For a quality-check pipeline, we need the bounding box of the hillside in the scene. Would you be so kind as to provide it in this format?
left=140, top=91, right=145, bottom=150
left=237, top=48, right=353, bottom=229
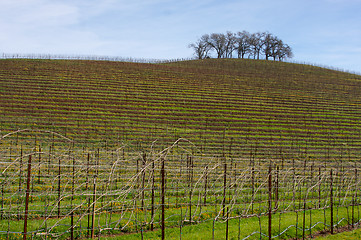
left=1, top=58, right=361, bottom=159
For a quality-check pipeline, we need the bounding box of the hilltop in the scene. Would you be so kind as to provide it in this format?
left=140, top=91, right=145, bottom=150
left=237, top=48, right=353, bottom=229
left=1, top=58, right=361, bottom=158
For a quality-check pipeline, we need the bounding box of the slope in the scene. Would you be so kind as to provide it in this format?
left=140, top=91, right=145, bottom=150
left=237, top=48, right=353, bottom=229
left=1, top=58, right=361, bottom=159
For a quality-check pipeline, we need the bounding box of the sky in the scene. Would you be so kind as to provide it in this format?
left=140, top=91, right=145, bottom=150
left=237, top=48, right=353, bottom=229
left=0, top=0, right=360, bottom=73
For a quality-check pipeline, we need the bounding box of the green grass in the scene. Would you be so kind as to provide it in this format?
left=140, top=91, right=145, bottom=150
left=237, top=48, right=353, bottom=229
left=95, top=207, right=357, bottom=240
left=315, top=228, right=361, bottom=239
left=1, top=58, right=361, bottom=239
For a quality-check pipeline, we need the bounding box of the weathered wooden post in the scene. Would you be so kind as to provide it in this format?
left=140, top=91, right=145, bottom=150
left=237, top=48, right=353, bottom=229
left=330, top=169, right=334, bottom=235
left=23, top=155, right=32, bottom=240
left=268, top=165, right=272, bottom=240
left=161, top=157, right=165, bottom=240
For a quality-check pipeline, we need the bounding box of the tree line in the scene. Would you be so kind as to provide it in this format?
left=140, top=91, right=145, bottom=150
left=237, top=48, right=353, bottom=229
left=189, top=31, right=293, bottom=61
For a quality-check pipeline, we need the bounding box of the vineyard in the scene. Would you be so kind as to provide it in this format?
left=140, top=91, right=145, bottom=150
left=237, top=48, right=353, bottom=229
left=1, top=58, right=361, bottom=239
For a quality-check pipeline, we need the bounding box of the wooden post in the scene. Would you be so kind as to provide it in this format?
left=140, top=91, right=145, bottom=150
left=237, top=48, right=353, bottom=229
left=275, top=166, right=279, bottom=210
left=330, top=169, right=334, bottom=235
left=212, top=219, right=215, bottom=240
left=251, top=166, right=255, bottom=213
left=309, top=163, right=314, bottom=238
left=223, top=163, right=227, bottom=217
left=141, top=153, right=146, bottom=212
left=226, top=207, right=229, bottom=240
left=161, top=157, right=165, bottom=240
left=23, top=155, right=32, bottom=240
left=1, top=184, right=3, bottom=220
left=268, top=165, right=272, bottom=240
left=151, top=160, right=155, bottom=231
left=47, top=145, right=51, bottom=175
left=38, top=146, right=41, bottom=184
left=86, top=153, right=91, bottom=238
left=19, top=147, right=23, bottom=192
left=292, top=159, right=298, bottom=238
left=204, top=166, right=208, bottom=205
left=238, top=214, right=241, bottom=240
left=302, top=201, right=306, bottom=240
left=188, top=155, right=193, bottom=222
left=71, top=151, right=75, bottom=240
left=352, top=168, right=357, bottom=228
left=352, top=167, right=357, bottom=227
left=180, top=204, right=183, bottom=240
left=57, top=154, right=61, bottom=218
left=91, top=177, right=96, bottom=239
left=318, top=167, right=321, bottom=208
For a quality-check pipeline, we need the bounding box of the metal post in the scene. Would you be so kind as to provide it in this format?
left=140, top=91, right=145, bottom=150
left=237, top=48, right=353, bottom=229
left=161, top=157, right=165, bottom=240
left=23, top=155, right=32, bottom=240
left=330, top=169, right=334, bottom=235
left=268, top=165, right=272, bottom=240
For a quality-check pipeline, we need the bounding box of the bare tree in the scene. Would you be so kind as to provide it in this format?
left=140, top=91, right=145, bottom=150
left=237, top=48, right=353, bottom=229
left=224, top=31, right=236, bottom=58
left=235, top=31, right=251, bottom=59
left=189, top=30, right=293, bottom=61
left=188, top=34, right=212, bottom=59
left=248, top=32, right=265, bottom=59
left=206, top=33, right=227, bottom=58
left=264, top=35, right=293, bottom=61
left=262, top=32, right=282, bottom=61
left=277, top=43, right=293, bottom=61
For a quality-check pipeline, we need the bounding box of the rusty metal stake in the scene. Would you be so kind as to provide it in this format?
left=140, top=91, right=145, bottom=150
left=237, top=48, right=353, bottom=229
left=161, top=157, right=165, bottom=240
left=268, top=165, right=272, bottom=240
left=23, top=155, right=32, bottom=240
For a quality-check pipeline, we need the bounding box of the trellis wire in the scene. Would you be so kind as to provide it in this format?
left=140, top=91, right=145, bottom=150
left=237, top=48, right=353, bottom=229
left=0, top=130, right=361, bottom=239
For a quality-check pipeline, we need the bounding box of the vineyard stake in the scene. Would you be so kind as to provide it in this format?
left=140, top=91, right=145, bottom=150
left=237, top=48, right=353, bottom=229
left=1, top=184, right=3, bottom=220
left=302, top=201, right=306, bottom=240
left=337, top=169, right=341, bottom=230
left=238, top=214, right=241, bottom=240
left=353, top=168, right=358, bottom=228
left=330, top=169, right=334, bottom=235
left=19, top=146, right=23, bottom=193
left=188, top=155, right=193, bottom=222
left=161, top=157, right=165, bottom=240
left=204, top=165, right=208, bottom=206
left=223, top=162, right=227, bottom=217
left=268, top=165, right=272, bottom=240
left=309, top=163, right=313, bottom=238
left=57, top=152, right=61, bottom=218
left=251, top=165, right=255, bottom=213
left=180, top=203, right=183, bottom=240
left=71, top=149, right=75, bottom=240
left=225, top=207, right=229, bottom=240
left=141, top=153, right=146, bottom=212
left=212, top=219, right=215, bottom=240
left=292, top=159, right=298, bottom=238
left=318, top=167, right=321, bottom=208
left=38, top=145, right=41, bottom=184
left=151, top=159, right=155, bottom=231
left=275, top=166, right=279, bottom=210
left=356, top=168, right=359, bottom=225
left=259, top=213, right=262, bottom=240
left=23, top=155, right=32, bottom=240
left=86, top=153, right=91, bottom=238
left=47, top=145, right=51, bottom=175
left=91, top=177, right=97, bottom=239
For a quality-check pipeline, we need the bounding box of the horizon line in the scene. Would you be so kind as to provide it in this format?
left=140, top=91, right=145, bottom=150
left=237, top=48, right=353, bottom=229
left=1, top=52, right=360, bottom=76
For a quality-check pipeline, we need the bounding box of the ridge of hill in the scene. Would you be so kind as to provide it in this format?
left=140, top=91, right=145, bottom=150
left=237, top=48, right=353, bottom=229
left=1, top=58, right=361, bottom=158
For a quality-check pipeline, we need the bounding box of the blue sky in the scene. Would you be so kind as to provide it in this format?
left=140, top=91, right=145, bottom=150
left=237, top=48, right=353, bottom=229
left=0, top=0, right=360, bottom=73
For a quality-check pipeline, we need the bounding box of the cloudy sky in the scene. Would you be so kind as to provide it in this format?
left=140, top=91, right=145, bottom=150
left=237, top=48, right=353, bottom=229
left=0, top=0, right=360, bottom=73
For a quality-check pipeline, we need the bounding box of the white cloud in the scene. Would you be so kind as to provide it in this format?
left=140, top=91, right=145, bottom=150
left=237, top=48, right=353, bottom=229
left=0, top=0, right=79, bottom=26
